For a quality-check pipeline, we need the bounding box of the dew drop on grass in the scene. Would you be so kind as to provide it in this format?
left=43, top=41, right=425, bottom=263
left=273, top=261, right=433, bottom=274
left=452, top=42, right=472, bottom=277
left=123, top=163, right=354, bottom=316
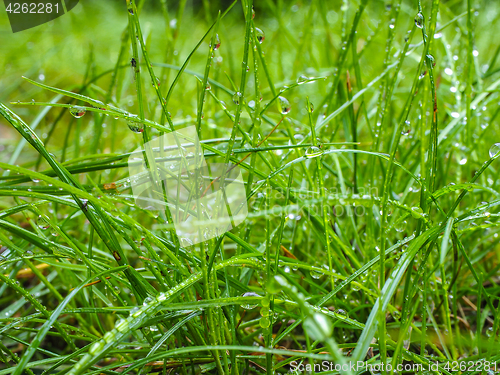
left=89, top=340, right=104, bottom=355
left=308, top=102, right=314, bottom=113
left=212, top=34, right=221, bottom=51
left=255, top=28, right=265, bottom=44
left=241, top=292, right=259, bottom=309
left=410, top=181, right=422, bottom=193
left=259, top=316, right=270, bottom=328
left=426, top=54, right=435, bottom=67
left=489, top=143, right=500, bottom=158
left=103, top=331, right=116, bottom=343
left=37, top=215, right=50, bottom=230
left=297, top=75, right=309, bottom=84
left=486, top=327, right=494, bottom=337
left=232, top=92, right=242, bottom=105
left=278, top=96, right=291, bottom=114
left=311, top=269, right=322, bottom=279
left=252, top=7, right=255, bottom=19
left=127, top=118, right=144, bottom=133
left=414, top=12, right=424, bottom=28
left=70, top=106, right=86, bottom=118
left=401, top=120, right=411, bottom=135
left=129, top=306, right=140, bottom=316
left=305, top=146, right=323, bottom=158
left=394, top=220, right=406, bottom=232
left=143, top=296, right=154, bottom=306
left=334, top=308, right=349, bottom=320
left=261, top=295, right=270, bottom=308
left=410, top=206, right=424, bottom=218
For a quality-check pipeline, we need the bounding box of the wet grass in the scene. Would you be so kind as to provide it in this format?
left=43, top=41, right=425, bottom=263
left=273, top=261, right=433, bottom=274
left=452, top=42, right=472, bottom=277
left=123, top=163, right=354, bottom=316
left=1, top=0, right=500, bottom=374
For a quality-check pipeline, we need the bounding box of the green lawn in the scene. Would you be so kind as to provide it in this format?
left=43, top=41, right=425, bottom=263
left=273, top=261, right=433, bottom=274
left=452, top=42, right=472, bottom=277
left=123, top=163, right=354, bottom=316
left=1, top=0, right=500, bottom=374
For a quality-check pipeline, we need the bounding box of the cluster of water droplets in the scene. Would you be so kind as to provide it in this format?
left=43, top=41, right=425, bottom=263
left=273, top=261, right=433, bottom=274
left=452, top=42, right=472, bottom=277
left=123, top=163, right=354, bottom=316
left=259, top=295, right=272, bottom=329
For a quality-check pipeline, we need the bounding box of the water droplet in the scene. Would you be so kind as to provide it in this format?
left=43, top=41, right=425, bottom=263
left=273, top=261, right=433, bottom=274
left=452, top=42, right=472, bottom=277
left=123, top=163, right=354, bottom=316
left=252, top=7, right=255, bottom=19
left=305, top=146, right=323, bottom=158
left=127, top=117, right=144, bottom=133
left=255, top=28, right=265, bottom=44
left=297, top=75, right=309, bottom=84
left=334, top=308, right=349, bottom=320
left=37, top=215, right=50, bottom=230
left=486, top=327, right=494, bottom=337
left=426, top=54, right=435, bottom=67
left=212, top=34, right=221, bottom=50
left=278, top=96, right=291, bottom=114
left=70, top=106, right=86, bottom=119
left=259, top=295, right=270, bottom=308
left=394, top=220, right=406, bottom=232
left=89, top=340, right=104, bottom=355
left=143, top=296, right=154, bottom=306
left=259, top=316, right=270, bottom=328
left=414, top=12, right=424, bottom=28
left=489, top=143, right=500, bottom=158
left=241, top=292, right=259, bottom=309
left=129, top=306, right=140, bottom=316
left=308, top=102, right=314, bottom=112
left=459, top=158, right=467, bottom=165
left=311, top=269, right=322, bottom=279
left=232, top=92, right=242, bottom=105
left=410, top=184, right=421, bottom=193
left=103, top=331, right=116, bottom=343
left=115, top=319, right=128, bottom=332
left=410, top=206, right=423, bottom=219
